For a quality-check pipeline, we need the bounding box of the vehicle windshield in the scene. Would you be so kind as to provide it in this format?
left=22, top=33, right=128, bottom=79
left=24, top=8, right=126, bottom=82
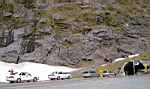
left=10, top=72, right=17, bottom=75
left=90, top=71, right=96, bottom=73
left=83, top=71, right=88, bottom=74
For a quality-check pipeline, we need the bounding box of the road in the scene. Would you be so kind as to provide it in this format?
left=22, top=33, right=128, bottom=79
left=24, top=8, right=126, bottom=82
left=0, top=75, right=150, bottom=89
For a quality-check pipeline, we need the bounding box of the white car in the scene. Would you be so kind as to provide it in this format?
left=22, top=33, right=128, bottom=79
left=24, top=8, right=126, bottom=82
left=48, top=72, right=72, bottom=80
left=6, top=72, right=39, bottom=83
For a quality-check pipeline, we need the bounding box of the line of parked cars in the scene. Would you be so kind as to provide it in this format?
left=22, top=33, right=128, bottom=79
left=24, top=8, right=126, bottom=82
left=6, top=69, right=116, bottom=83
left=6, top=71, right=72, bottom=83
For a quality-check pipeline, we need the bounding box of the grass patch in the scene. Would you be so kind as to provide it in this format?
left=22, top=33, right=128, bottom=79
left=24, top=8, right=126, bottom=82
left=78, top=59, right=95, bottom=68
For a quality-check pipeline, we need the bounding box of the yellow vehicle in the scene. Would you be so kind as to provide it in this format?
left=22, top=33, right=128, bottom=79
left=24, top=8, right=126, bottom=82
left=96, top=66, right=115, bottom=78
left=142, top=64, right=149, bottom=73
left=97, top=66, right=106, bottom=74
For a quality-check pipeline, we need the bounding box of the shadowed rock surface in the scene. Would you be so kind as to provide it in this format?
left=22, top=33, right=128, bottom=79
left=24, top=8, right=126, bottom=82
left=0, top=0, right=150, bottom=67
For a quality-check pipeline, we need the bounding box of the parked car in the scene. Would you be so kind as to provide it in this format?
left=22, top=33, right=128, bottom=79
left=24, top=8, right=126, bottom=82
left=102, top=71, right=115, bottom=77
left=6, top=72, right=39, bottom=83
left=48, top=72, right=72, bottom=80
left=82, top=70, right=99, bottom=78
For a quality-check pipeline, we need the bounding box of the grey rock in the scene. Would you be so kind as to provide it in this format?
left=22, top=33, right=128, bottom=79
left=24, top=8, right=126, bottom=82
left=0, top=0, right=150, bottom=67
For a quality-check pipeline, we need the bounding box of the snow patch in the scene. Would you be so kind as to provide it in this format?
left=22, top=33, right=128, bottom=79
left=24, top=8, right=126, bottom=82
left=113, top=58, right=126, bottom=63
left=128, top=54, right=140, bottom=58
left=100, top=54, right=141, bottom=66
left=113, top=54, right=140, bottom=63
left=100, top=64, right=108, bottom=67
left=0, top=61, right=78, bottom=83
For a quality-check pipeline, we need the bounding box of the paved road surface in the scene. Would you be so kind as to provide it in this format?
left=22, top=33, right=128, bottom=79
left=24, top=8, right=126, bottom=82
left=0, top=75, right=150, bottom=89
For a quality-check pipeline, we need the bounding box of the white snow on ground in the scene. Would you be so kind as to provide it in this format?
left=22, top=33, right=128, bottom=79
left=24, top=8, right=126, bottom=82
left=100, top=54, right=141, bottom=66
left=113, top=58, right=126, bottom=63
left=128, top=54, right=140, bottom=58
left=113, top=54, right=140, bottom=63
left=0, top=61, right=78, bottom=83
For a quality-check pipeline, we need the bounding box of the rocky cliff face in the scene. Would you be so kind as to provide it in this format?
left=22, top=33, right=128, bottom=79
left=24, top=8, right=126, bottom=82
left=0, top=0, right=150, bottom=67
